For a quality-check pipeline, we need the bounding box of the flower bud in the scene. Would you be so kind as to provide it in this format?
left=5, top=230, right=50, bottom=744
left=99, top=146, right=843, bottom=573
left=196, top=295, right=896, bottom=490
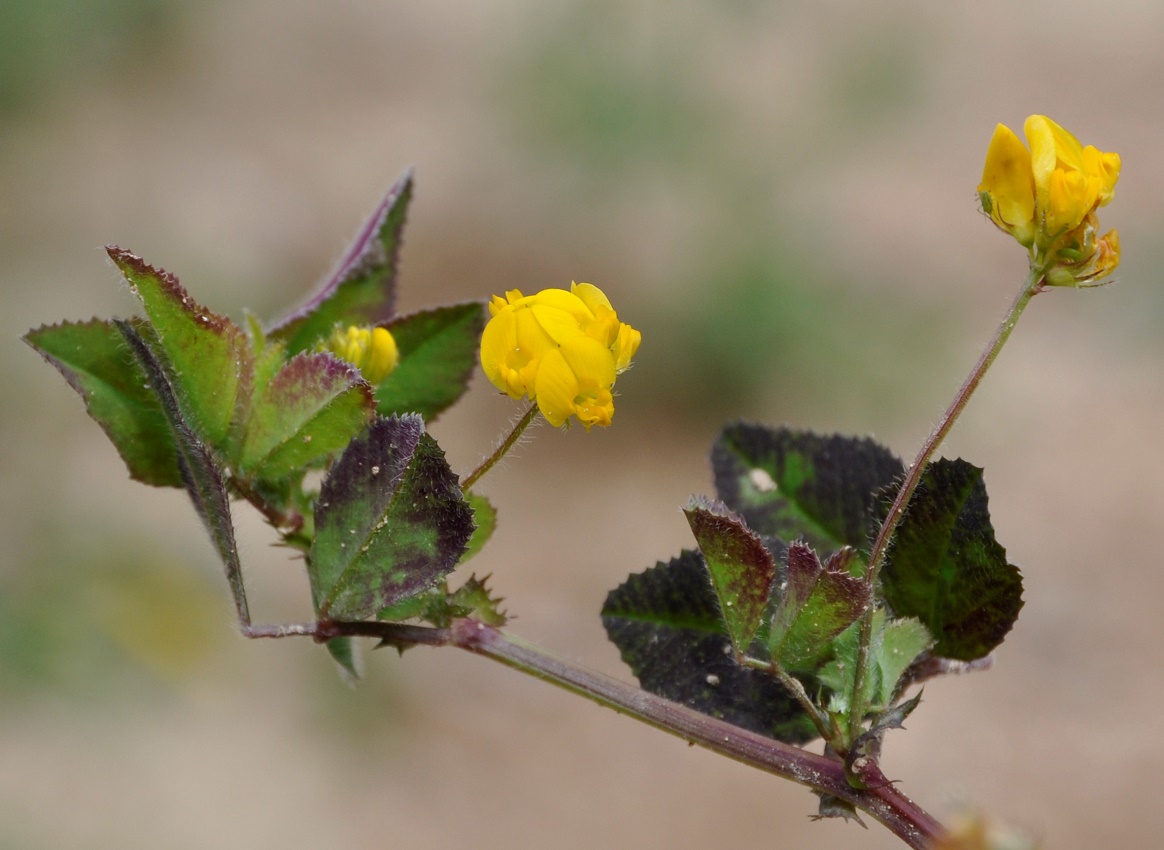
left=325, top=325, right=399, bottom=384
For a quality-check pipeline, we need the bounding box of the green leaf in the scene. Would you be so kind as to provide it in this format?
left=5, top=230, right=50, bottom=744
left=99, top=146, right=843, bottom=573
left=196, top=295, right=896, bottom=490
left=24, top=318, right=182, bottom=487
left=108, top=246, right=250, bottom=451
left=769, top=543, right=871, bottom=672
left=310, top=415, right=474, bottom=621
left=269, top=171, right=413, bottom=354
left=375, top=303, right=487, bottom=421
left=712, top=424, right=903, bottom=555
left=602, top=551, right=818, bottom=744
left=682, top=497, right=774, bottom=655
left=818, top=610, right=930, bottom=715
left=325, top=636, right=360, bottom=682
left=238, top=352, right=374, bottom=480
left=116, top=321, right=249, bottom=626
left=459, top=493, right=497, bottom=565
left=881, top=459, right=1023, bottom=660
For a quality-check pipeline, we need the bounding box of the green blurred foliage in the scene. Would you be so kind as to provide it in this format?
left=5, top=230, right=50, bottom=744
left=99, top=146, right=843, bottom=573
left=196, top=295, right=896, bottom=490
left=0, top=0, right=186, bottom=117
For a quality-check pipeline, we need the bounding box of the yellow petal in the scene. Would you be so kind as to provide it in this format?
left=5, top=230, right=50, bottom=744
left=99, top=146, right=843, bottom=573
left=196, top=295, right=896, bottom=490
left=532, top=348, right=577, bottom=427
left=571, top=281, right=613, bottom=314
left=612, top=323, right=642, bottom=373
left=978, top=123, right=1036, bottom=245
left=558, top=334, right=616, bottom=389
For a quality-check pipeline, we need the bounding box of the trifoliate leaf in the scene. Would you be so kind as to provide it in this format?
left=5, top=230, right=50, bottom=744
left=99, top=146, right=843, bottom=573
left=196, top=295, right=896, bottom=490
left=376, top=303, right=487, bottom=421
left=109, top=247, right=250, bottom=451
left=682, top=497, right=774, bottom=655
left=880, top=459, right=1023, bottom=660
left=310, top=415, right=474, bottom=621
left=712, top=424, right=903, bottom=557
left=769, top=543, right=871, bottom=672
left=116, top=321, right=249, bottom=625
left=24, top=318, right=182, bottom=487
left=237, top=352, right=374, bottom=480
left=602, top=550, right=817, bottom=744
left=269, top=171, right=412, bottom=354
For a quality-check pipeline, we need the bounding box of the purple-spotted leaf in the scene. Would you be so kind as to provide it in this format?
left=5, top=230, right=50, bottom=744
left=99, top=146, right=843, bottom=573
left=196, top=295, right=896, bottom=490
left=713, top=424, right=903, bottom=557
left=24, top=318, right=182, bottom=487
left=376, top=303, right=487, bottom=421
left=769, top=543, right=871, bottom=672
left=683, top=497, right=774, bottom=655
left=238, top=352, right=374, bottom=480
left=310, top=415, right=474, bottom=621
left=269, top=171, right=413, bottom=354
left=881, top=459, right=1023, bottom=660
left=116, top=321, right=249, bottom=626
left=602, top=550, right=817, bottom=744
left=108, top=247, right=250, bottom=451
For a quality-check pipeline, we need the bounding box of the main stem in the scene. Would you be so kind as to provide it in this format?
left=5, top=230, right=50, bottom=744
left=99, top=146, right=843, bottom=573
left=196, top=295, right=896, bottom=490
left=267, top=618, right=943, bottom=848
left=846, top=264, right=1046, bottom=739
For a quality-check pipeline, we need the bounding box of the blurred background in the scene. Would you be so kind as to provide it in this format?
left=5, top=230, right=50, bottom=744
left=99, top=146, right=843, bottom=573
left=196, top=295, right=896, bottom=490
left=4, top=1, right=1163, bottom=847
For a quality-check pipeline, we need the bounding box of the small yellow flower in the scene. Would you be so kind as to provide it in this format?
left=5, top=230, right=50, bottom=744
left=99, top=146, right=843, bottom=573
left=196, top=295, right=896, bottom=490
left=979, top=115, right=1121, bottom=285
left=480, top=282, right=641, bottom=429
left=325, top=325, right=399, bottom=384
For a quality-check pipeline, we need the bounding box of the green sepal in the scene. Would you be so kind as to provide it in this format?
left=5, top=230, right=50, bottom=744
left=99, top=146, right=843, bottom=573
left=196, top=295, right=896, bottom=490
left=880, top=459, right=1023, bottom=660
left=682, top=497, right=774, bottom=655
left=268, top=171, right=412, bottom=354
left=237, top=352, right=374, bottom=480
left=769, top=543, right=871, bottom=672
left=375, top=302, right=487, bottom=421
left=602, top=550, right=818, bottom=744
left=24, top=318, right=182, bottom=487
left=712, top=423, right=903, bottom=557
left=309, top=415, right=474, bottom=621
left=115, top=321, right=249, bottom=626
left=108, top=246, right=251, bottom=452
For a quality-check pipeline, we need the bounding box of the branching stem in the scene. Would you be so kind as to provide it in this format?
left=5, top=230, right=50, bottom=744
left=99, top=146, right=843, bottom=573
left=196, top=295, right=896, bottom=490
left=846, top=264, right=1047, bottom=741
left=245, top=617, right=944, bottom=848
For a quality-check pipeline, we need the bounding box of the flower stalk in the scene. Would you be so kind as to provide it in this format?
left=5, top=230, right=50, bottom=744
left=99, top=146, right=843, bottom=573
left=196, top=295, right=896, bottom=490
left=846, top=262, right=1047, bottom=742
left=461, top=402, right=540, bottom=491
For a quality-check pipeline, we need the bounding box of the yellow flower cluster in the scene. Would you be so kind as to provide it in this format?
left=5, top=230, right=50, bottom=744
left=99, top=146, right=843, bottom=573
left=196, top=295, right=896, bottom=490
left=480, top=282, right=641, bottom=429
left=979, top=114, right=1120, bottom=285
left=326, top=325, right=399, bottom=385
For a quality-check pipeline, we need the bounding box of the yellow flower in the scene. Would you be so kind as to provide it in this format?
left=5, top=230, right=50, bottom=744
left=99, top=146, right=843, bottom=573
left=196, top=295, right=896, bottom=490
left=979, top=115, right=1121, bottom=284
left=325, top=325, right=399, bottom=384
left=480, top=282, right=641, bottom=429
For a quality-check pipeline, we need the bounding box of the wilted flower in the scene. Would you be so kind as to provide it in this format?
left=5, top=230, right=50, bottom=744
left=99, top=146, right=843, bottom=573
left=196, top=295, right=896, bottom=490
left=979, top=115, right=1121, bottom=285
left=480, top=282, right=641, bottom=429
left=325, top=325, right=399, bottom=384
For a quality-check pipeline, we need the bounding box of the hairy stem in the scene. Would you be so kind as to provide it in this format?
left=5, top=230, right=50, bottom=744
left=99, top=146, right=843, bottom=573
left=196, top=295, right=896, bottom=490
left=847, top=264, right=1046, bottom=740
left=246, top=618, right=943, bottom=847
left=461, top=403, right=539, bottom=491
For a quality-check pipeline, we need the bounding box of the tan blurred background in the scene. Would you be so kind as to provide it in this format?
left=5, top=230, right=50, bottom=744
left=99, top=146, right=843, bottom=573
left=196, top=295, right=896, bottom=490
left=4, top=1, right=1163, bottom=848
